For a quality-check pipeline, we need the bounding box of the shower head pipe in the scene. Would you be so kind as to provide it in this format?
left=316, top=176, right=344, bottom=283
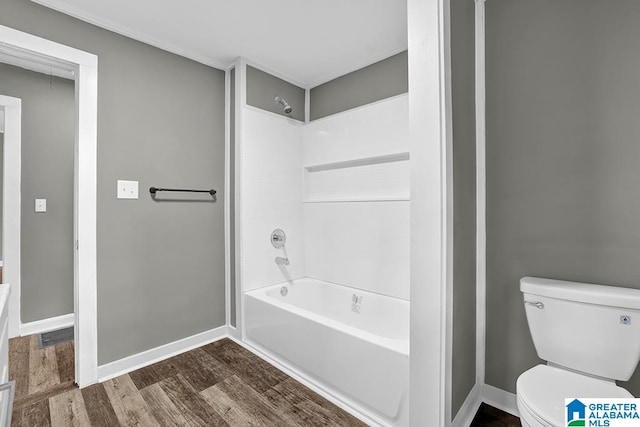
left=274, top=96, right=293, bottom=114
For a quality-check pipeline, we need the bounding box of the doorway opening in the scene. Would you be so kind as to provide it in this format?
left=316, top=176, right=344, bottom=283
left=0, top=25, right=98, bottom=388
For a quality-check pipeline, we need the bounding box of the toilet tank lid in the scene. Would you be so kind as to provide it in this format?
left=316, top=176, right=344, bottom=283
left=520, top=277, right=640, bottom=310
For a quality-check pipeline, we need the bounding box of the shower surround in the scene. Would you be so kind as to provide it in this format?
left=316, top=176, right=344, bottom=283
left=237, top=70, right=409, bottom=425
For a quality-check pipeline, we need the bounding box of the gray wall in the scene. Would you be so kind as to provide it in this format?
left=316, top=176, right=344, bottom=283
left=0, top=0, right=226, bottom=364
left=246, top=66, right=305, bottom=122
left=310, top=51, right=408, bottom=121
left=450, top=0, right=477, bottom=417
left=0, top=64, right=75, bottom=322
left=486, top=0, right=640, bottom=395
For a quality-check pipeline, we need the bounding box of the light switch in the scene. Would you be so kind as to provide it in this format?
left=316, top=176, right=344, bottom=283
left=35, top=199, right=46, bottom=213
left=117, top=180, right=139, bottom=199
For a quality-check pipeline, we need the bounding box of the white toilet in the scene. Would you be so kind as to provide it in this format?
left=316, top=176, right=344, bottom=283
left=517, top=277, right=640, bottom=427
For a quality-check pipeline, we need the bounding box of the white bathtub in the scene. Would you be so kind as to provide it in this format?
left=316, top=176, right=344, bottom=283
left=245, top=278, right=409, bottom=426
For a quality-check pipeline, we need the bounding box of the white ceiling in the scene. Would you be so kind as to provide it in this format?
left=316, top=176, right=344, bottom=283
left=32, top=0, right=407, bottom=87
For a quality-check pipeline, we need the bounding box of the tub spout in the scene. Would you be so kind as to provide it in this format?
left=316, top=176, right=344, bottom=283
left=275, top=256, right=290, bottom=266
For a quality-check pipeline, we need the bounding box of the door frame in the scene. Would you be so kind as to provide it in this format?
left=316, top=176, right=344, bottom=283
left=0, top=95, right=21, bottom=340
left=0, top=24, right=98, bottom=388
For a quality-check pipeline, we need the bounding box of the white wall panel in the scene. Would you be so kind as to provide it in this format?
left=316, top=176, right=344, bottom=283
left=304, top=201, right=409, bottom=300
left=303, top=94, right=409, bottom=167
left=302, top=95, right=410, bottom=300
left=242, top=108, right=306, bottom=290
left=242, top=95, right=409, bottom=300
left=305, top=160, right=409, bottom=202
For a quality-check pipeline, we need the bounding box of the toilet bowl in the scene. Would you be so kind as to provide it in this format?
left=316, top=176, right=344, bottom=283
left=516, top=364, right=633, bottom=427
left=517, top=277, right=640, bottom=427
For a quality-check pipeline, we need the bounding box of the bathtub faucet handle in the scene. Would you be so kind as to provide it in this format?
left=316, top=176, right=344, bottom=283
left=271, top=229, right=286, bottom=249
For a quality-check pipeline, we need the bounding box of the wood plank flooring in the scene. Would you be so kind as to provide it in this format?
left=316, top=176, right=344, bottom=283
left=470, top=403, right=522, bottom=427
left=9, top=336, right=367, bottom=426
left=9, top=334, right=77, bottom=415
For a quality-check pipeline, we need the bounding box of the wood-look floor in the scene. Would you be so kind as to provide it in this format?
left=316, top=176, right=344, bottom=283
left=470, top=403, right=522, bottom=427
left=9, top=336, right=367, bottom=426
left=9, top=334, right=77, bottom=415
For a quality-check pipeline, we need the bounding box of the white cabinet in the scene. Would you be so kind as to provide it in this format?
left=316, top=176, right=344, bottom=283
left=0, top=285, right=13, bottom=426
left=0, top=285, right=9, bottom=382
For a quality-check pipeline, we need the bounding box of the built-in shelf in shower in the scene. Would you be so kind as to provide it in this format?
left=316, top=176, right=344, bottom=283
left=304, top=151, right=410, bottom=173
left=304, top=196, right=410, bottom=203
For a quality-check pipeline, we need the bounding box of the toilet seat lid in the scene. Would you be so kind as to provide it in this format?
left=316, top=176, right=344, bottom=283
left=517, top=364, right=633, bottom=426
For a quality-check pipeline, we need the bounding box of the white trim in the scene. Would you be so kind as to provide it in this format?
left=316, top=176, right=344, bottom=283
left=307, top=45, right=408, bottom=89
left=20, top=313, right=74, bottom=336
left=0, top=52, right=74, bottom=79
left=30, top=0, right=227, bottom=70
left=481, top=384, right=520, bottom=418
left=0, top=95, right=21, bottom=339
left=0, top=26, right=95, bottom=68
left=97, top=326, right=229, bottom=382
left=443, top=0, right=454, bottom=422
left=75, top=56, right=99, bottom=389
left=304, top=87, right=310, bottom=124
left=451, top=383, right=482, bottom=427
left=227, top=63, right=241, bottom=339
left=303, top=197, right=410, bottom=204
left=475, top=0, right=487, bottom=388
left=238, top=337, right=388, bottom=427
left=227, top=325, right=240, bottom=340
left=224, top=68, right=231, bottom=328
left=0, top=24, right=99, bottom=388
left=408, top=0, right=451, bottom=424
left=235, top=57, right=246, bottom=340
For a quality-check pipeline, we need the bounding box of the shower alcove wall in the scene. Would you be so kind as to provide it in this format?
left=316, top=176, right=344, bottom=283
left=229, top=56, right=410, bottom=426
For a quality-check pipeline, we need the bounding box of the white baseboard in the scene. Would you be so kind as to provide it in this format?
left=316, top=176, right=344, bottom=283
left=97, top=325, right=228, bottom=382
left=20, top=313, right=74, bottom=336
left=481, top=383, right=520, bottom=418
left=451, top=382, right=482, bottom=427
left=227, top=324, right=241, bottom=340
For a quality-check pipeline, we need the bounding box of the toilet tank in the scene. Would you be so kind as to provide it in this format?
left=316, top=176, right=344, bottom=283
left=521, top=277, right=640, bottom=381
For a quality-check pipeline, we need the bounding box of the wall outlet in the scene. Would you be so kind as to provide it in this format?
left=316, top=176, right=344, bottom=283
left=35, top=199, right=46, bottom=213
left=117, top=180, right=139, bottom=199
